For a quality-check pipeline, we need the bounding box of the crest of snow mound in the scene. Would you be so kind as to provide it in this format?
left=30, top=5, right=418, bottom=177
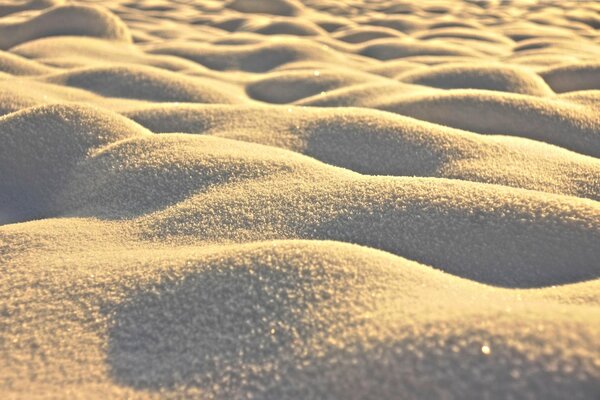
left=364, top=90, right=600, bottom=158
left=0, top=104, right=149, bottom=224
left=0, top=4, right=132, bottom=50
left=46, top=65, right=243, bottom=103
left=540, top=62, right=600, bottom=93
left=0, top=50, right=57, bottom=75
left=396, top=63, right=554, bottom=96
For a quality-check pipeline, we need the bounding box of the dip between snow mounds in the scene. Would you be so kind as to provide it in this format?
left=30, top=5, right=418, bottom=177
left=227, top=0, right=303, bottom=17
left=332, top=26, right=405, bottom=44
left=245, top=69, right=385, bottom=103
left=240, top=17, right=327, bottom=37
